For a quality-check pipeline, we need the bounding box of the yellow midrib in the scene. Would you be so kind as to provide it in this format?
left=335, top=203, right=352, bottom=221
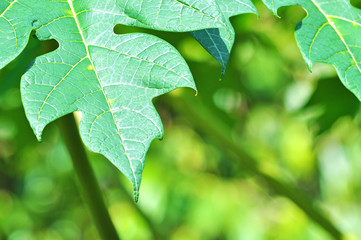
left=66, top=0, right=138, bottom=188
left=0, top=0, right=17, bottom=18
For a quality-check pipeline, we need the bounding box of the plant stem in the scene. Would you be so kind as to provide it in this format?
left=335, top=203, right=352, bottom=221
left=59, top=113, right=120, bottom=240
left=168, top=94, right=343, bottom=240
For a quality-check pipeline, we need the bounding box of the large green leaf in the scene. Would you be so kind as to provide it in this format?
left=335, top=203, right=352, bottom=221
left=262, top=0, right=361, bottom=100
left=0, top=0, right=256, bottom=200
left=0, top=0, right=260, bottom=200
left=0, top=0, right=249, bottom=200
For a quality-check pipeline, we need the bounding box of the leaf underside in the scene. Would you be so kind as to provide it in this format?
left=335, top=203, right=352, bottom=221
left=263, top=0, right=361, bottom=101
left=0, top=0, right=256, bottom=200
left=191, top=0, right=257, bottom=76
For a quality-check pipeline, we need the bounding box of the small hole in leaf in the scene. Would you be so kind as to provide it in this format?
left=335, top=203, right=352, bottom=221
left=113, top=24, right=146, bottom=34
left=113, top=24, right=189, bottom=48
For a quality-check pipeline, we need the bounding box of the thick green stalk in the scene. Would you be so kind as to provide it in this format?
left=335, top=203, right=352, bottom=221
left=59, top=113, right=120, bottom=240
left=168, top=95, right=343, bottom=240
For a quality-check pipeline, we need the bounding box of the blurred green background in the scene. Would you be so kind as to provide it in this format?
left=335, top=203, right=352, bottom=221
left=1, top=1, right=361, bottom=239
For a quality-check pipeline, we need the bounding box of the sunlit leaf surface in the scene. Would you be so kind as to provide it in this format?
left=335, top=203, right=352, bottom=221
left=263, top=0, right=361, bottom=100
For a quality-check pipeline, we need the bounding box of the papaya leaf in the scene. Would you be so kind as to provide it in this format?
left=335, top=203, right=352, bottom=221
left=0, top=0, right=257, bottom=201
left=115, top=0, right=258, bottom=76
left=262, top=0, right=361, bottom=100
left=0, top=0, right=249, bottom=201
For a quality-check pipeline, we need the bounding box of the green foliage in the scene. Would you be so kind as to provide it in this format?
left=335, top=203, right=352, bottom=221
left=263, top=0, right=361, bottom=100
left=0, top=0, right=258, bottom=198
left=2, top=1, right=361, bottom=239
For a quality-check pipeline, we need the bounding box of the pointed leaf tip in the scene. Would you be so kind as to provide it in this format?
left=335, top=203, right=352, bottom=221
left=133, top=188, right=139, bottom=203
